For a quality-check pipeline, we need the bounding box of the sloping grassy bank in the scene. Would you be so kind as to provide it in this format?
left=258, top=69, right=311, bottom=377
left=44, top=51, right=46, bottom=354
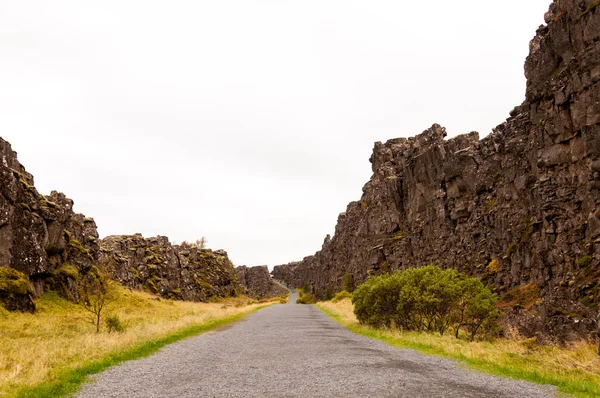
left=318, top=299, right=600, bottom=398
left=0, top=287, right=276, bottom=397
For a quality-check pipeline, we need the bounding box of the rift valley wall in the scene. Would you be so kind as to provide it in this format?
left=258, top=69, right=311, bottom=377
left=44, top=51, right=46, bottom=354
left=273, top=0, right=600, bottom=340
left=100, top=236, right=287, bottom=302
left=236, top=265, right=287, bottom=299
left=0, top=138, right=282, bottom=307
left=0, top=138, right=100, bottom=310
left=100, top=235, right=241, bottom=301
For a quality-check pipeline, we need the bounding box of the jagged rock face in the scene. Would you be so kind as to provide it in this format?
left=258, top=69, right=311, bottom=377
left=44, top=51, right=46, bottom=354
left=0, top=138, right=242, bottom=307
left=0, top=138, right=99, bottom=307
left=100, top=235, right=241, bottom=301
left=273, top=0, right=600, bottom=342
left=235, top=265, right=287, bottom=299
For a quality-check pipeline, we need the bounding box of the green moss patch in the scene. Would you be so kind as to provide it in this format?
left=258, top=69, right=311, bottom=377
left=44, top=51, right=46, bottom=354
left=576, top=255, right=593, bottom=268
left=0, top=266, right=36, bottom=312
left=54, top=262, right=79, bottom=280
left=144, top=275, right=162, bottom=293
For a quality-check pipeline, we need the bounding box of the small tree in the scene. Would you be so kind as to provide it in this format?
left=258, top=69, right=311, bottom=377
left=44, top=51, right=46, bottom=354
left=195, top=236, right=208, bottom=249
left=75, top=263, right=115, bottom=333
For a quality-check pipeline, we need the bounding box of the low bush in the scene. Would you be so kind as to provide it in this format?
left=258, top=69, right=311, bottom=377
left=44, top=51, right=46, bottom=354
left=257, top=294, right=289, bottom=304
left=352, top=265, right=500, bottom=340
left=296, top=284, right=317, bottom=304
left=331, top=290, right=352, bottom=303
left=106, top=315, right=126, bottom=333
left=318, top=299, right=600, bottom=398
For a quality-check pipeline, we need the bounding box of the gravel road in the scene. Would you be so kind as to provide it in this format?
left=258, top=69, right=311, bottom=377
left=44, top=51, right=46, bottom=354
left=76, top=293, right=556, bottom=397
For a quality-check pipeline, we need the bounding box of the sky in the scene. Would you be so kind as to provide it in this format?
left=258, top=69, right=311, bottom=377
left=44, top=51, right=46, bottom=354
left=0, top=0, right=551, bottom=269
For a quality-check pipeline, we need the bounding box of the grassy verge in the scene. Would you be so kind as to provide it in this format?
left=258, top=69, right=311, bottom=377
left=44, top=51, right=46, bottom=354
left=0, top=287, right=274, bottom=397
left=318, top=299, right=600, bottom=398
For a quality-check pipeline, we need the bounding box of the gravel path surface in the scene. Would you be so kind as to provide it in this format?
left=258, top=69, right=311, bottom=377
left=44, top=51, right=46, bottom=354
left=76, top=293, right=556, bottom=397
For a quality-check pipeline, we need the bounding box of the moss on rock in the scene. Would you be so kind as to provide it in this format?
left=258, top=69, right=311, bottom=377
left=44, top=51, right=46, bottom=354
left=145, top=275, right=162, bottom=293
left=0, top=266, right=36, bottom=312
left=54, top=262, right=79, bottom=279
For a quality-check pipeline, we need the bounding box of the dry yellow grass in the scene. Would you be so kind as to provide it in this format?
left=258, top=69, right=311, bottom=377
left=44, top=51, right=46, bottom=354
left=0, top=286, right=270, bottom=397
left=318, top=299, right=600, bottom=398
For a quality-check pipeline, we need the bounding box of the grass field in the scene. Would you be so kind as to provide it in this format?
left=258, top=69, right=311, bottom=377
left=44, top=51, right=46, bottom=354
left=0, top=286, right=279, bottom=397
left=318, top=298, right=600, bottom=398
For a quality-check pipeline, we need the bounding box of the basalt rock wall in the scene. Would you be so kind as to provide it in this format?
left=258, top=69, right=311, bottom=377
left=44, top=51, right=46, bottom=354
left=0, top=138, right=99, bottom=310
left=273, top=0, right=600, bottom=341
left=100, top=235, right=241, bottom=301
left=235, top=265, right=287, bottom=299
left=0, top=137, right=242, bottom=309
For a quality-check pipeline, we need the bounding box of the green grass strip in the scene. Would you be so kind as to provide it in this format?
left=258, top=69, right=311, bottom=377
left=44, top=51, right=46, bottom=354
left=16, top=306, right=267, bottom=398
left=317, top=304, right=600, bottom=398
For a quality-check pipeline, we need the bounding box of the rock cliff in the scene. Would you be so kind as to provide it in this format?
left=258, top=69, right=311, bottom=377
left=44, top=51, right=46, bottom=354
left=0, top=138, right=243, bottom=309
left=273, top=0, right=600, bottom=341
left=235, top=265, right=287, bottom=299
left=0, top=138, right=99, bottom=310
left=100, top=235, right=241, bottom=301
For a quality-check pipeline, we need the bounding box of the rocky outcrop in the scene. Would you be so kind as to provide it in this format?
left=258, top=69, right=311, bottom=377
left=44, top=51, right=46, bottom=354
left=0, top=266, right=36, bottom=312
left=0, top=137, right=243, bottom=309
left=0, top=138, right=99, bottom=309
left=274, top=0, right=600, bottom=342
left=235, top=265, right=287, bottom=299
left=100, top=235, right=241, bottom=301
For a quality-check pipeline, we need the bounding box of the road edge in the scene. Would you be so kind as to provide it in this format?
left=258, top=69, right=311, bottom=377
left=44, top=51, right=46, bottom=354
left=315, top=303, right=577, bottom=398
left=15, top=305, right=271, bottom=398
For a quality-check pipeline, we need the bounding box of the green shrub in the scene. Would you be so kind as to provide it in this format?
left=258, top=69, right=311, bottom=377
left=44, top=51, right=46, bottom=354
left=106, top=315, right=125, bottom=333
left=296, top=284, right=317, bottom=304
left=331, top=290, right=352, bottom=303
left=324, top=288, right=334, bottom=301
left=576, top=255, right=593, bottom=268
left=343, top=273, right=355, bottom=293
left=352, top=265, right=500, bottom=340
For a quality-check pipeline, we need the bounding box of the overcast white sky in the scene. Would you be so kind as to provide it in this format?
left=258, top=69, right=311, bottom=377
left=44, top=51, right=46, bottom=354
left=1, top=1, right=550, bottom=268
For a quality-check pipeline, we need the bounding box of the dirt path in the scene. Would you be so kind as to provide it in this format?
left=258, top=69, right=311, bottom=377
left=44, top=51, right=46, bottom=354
left=76, top=299, right=555, bottom=397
